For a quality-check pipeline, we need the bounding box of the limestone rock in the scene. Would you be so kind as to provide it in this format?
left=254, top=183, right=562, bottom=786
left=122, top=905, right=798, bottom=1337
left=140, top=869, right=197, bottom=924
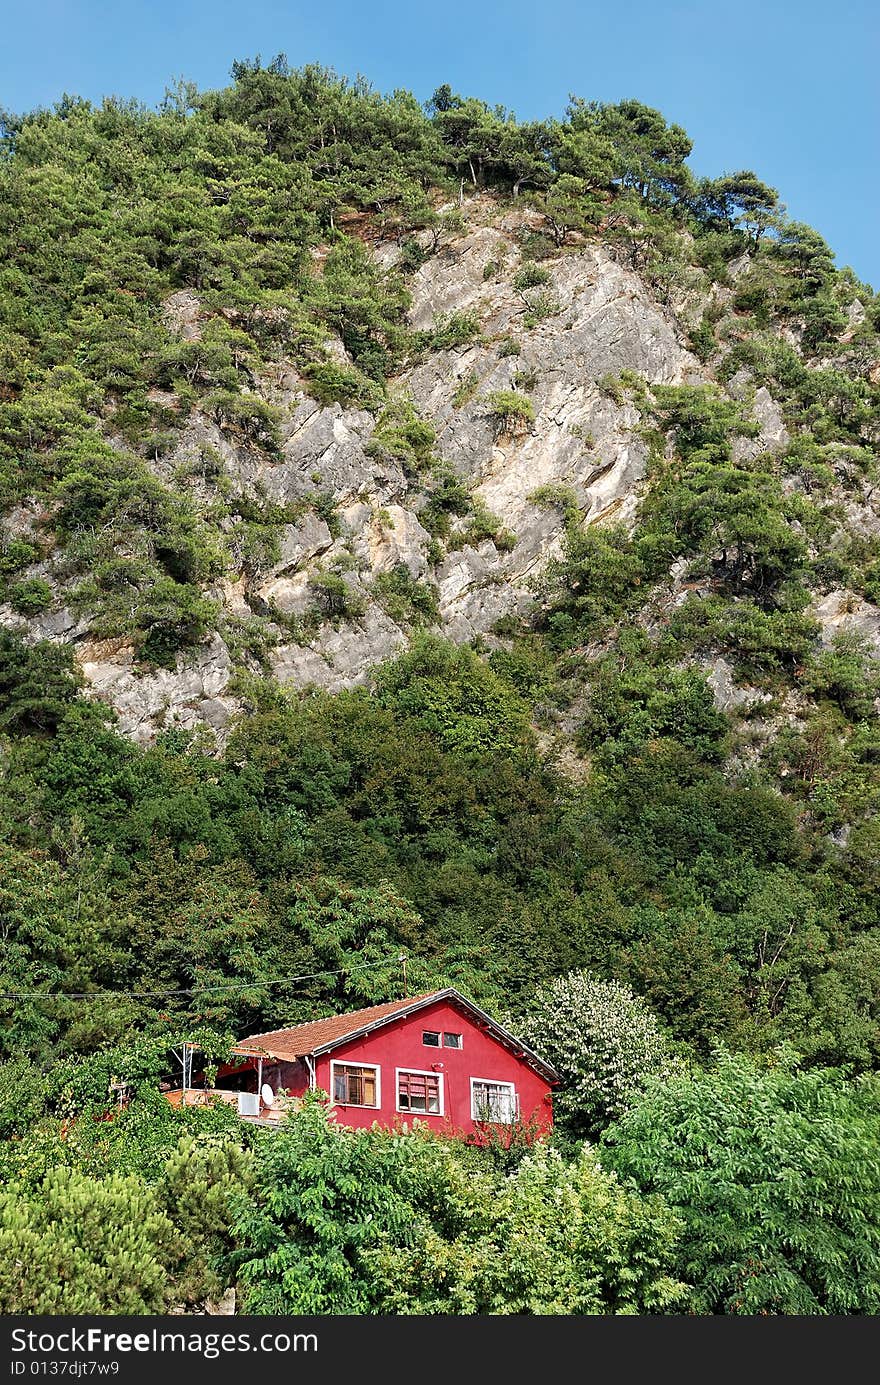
left=215, top=577, right=252, bottom=619
left=733, top=385, right=789, bottom=462
left=256, top=571, right=313, bottom=617
left=1, top=504, right=44, bottom=538
left=845, top=299, right=866, bottom=330
left=0, top=605, right=27, bottom=636
left=270, top=606, right=406, bottom=692
left=10, top=206, right=788, bottom=743
left=161, top=290, right=203, bottom=341
left=273, top=515, right=334, bottom=574
left=406, top=226, right=515, bottom=331
left=262, top=401, right=399, bottom=507
left=437, top=542, right=531, bottom=642
left=837, top=489, right=880, bottom=540
left=24, top=605, right=91, bottom=643
left=165, top=413, right=249, bottom=490
left=814, top=590, right=880, bottom=657
left=76, top=634, right=238, bottom=745
left=350, top=505, right=431, bottom=578
left=703, top=657, right=772, bottom=713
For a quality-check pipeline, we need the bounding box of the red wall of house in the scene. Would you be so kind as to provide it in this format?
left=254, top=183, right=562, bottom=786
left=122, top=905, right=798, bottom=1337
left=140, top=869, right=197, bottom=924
left=309, top=998, right=553, bottom=1137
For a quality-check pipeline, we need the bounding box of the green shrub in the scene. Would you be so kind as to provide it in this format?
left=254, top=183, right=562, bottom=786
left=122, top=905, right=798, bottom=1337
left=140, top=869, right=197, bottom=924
left=688, top=316, right=717, bottom=361
left=366, top=398, right=436, bottom=474
left=418, top=463, right=473, bottom=539
left=451, top=370, right=479, bottom=408
left=513, top=367, right=538, bottom=391
left=0, top=1169, right=178, bottom=1314
left=372, top=564, right=440, bottom=628
left=202, top=390, right=282, bottom=451
left=429, top=311, right=481, bottom=351
left=398, top=237, right=428, bottom=273
left=456, top=500, right=517, bottom=553
left=302, top=362, right=383, bottom=411
left=603, top=1054, right=880, bottom=1315
left=0, top=538, right=40, bottom=576
left=581, top=652, right=728, bottom=764
left=485, top=390, right=535, bottom=437
left=537, top=522, right=650, bottom=646
left=8, top=577, right=52, bottom=616
left=598, top=372, right=626, bottom=404
left=800, top=632, right=880, bottom=720
left=529, top=483, right=581, bottom=529
left=522, top=291, right=560, bottom=326
left=374, top=634, right=532, bottom=757
left=497, top=336, right=521, bottom=357
left=669, top=595, right=818, bottom=680
left=513, top=263, right=551, bottom=291
left=308, top=569, right=367, bottom=621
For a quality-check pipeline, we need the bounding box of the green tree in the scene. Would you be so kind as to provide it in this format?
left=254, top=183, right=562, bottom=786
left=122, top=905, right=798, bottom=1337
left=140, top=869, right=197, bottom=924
left=0, top=1168, right=177, bottom=1314
left=158, top=1135, right=252, bottom=1308
left=232, top=1098, right=687, bottom=1315
left=230, top=1097, right=427, bottom=1313
left=541, top=174, right=601, bottom=247
left=0, top=632, right=83, bottom=734
left=369, top=1142, right=687, bottom=1314
left=374, top=635, right=532, bottom=756
left=580, top=648, right=728, bottom=765
left=588, top=98, right=694, bottom=206
left=697, top=170, right=779, bottom=243
left=603, top=1052, right=880, bottom=1314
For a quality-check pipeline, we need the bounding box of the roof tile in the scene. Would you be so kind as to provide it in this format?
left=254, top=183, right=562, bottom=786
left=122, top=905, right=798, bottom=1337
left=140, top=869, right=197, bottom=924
left=233, top=993, right=438, bottom=1062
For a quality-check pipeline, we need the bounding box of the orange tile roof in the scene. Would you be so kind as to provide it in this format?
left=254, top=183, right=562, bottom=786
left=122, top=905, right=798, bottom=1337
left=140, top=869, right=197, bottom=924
left=233, top=993, right=440, bottom=1062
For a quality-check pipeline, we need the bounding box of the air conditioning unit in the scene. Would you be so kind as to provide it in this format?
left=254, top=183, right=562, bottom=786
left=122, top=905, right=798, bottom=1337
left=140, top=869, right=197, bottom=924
left=238, top=1092, right=260, bottom=1117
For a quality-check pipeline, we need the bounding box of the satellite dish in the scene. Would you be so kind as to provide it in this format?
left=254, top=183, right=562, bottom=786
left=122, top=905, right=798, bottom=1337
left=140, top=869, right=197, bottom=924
left=260, top=1083, right=275, bottom=1107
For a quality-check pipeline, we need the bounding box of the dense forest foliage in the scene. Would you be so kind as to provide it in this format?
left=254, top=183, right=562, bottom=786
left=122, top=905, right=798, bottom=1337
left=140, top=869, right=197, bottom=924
left=1, top=58, right=879, bottom=1314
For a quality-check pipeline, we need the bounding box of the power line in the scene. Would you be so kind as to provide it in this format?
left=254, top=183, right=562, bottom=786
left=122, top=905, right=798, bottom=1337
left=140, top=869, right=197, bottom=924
left=0, top=955, right=404, bottom=1003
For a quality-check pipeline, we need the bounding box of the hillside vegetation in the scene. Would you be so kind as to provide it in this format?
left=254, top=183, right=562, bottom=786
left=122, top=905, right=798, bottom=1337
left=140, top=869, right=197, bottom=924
left=1, top=59, right=879, bottom=1315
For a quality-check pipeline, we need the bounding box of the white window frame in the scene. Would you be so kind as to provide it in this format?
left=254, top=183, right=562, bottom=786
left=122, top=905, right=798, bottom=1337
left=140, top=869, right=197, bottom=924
left=443, top=1031, right=463, bottom=1049
left=470, top=1077, right=518, bottom=1124
left=395, top=1066, right=445, bottom=1118
left=330, top=1059, right=381, bottom=1109
left=421, top=1030, right=441, bottom=1047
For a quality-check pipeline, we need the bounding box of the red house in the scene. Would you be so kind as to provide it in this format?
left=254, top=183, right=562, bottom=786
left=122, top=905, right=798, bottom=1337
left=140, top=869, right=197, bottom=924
left=212, top=989, right=557, bottom=1137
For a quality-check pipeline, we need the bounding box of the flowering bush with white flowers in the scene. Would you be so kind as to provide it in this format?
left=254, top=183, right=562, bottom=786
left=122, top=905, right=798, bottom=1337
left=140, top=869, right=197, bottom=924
left=521, top=971, right=674, bottom=1138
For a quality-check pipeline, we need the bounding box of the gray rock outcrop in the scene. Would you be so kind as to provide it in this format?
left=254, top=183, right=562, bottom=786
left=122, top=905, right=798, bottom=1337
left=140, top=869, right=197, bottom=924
left=814, top=590, right=880, bottom=657
left=76, top=634, right=238, bottom=745
left=4, top=205, right=799, bottom=738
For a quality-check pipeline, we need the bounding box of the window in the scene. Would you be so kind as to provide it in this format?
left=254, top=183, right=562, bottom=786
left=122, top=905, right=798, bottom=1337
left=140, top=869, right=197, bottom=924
left=331, top=1062, right=379, bottom=1108
left=443, top=1032, right=462, bottom=1049
left=422, top=1030, right=440, bottom=1047
left=397, top=1069, right=443, bottom=1115
left=471, top=1079, right=518, bottom=1123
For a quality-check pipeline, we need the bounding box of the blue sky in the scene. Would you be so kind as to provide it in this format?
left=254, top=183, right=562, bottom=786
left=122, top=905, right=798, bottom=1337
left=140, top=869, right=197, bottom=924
left=2, top=0, right=877, bottom=288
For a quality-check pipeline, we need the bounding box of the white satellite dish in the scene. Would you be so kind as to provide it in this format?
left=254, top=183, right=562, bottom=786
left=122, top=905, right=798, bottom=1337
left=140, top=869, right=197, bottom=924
left=260, top=1083, right=275, bottom=1107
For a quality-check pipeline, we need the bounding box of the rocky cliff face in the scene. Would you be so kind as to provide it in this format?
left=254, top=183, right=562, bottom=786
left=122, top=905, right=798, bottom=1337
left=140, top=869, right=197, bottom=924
left=3, top=199, right=875, bottom=743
